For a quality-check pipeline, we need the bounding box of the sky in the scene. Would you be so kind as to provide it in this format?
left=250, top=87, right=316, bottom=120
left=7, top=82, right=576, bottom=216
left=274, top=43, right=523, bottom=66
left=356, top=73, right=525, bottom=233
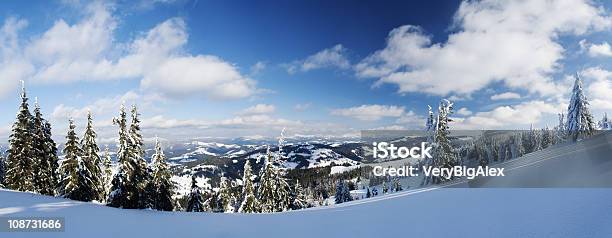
left=0, top=0, right=611, bottom=143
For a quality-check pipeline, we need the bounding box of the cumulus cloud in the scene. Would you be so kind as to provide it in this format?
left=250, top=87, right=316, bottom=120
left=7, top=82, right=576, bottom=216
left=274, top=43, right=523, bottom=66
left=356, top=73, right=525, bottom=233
left=356, top=0, right=611, bottom=97
left=490, top=92, right=522, bottom=100
left=580, top=67, right=612, bottom=110
left=580, top=40, right=612, bottom=57
left=331, top=104, right=406, bottom=121
left=286, top=44, right=350, bottom=74
left=0, top=2, right=258, bottom=100
left=456, top=107, right=473, bottom=116
left=238, top=104, right=276, bottom=115
left=142, top=115, right=208, bottom=129
left=455, top=100, right=563, bottom=129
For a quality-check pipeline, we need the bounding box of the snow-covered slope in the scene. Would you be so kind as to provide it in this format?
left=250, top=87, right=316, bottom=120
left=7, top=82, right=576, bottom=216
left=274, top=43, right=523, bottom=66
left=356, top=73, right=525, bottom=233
left=1, top=188, right=611, bottom=238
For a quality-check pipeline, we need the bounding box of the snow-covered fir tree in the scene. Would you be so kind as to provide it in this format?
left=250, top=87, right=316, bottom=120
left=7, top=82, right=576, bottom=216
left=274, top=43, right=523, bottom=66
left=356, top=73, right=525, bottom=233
left=58, top=119, right=96, bottom=201
left=150, top=138, right=174, bottom=211
left=334, top=180, right=352, bottom=204
left=81, top=111, right=104, bottom=201
left=128, top=105, right=150, bottom=209
left=108, top=104, right=140, bottom=208
left=218, top=177, right=234, bottom=213
left=291, top=180, right=308, bottom=210
left=382, top=179, right=388, bottom=194
left=430, top=99, right=458, bottom=184
left=566, top=73, right=596, bottom=141
left=238, top=160, right=259, bottom=213
left=425, top=105, right=436, bottom=143
left=31, top=98, right=59, bottom=196
left=186, top=176, right=204, bottom=212
left=5, top=82, right=35, bottom=192
left=258, top=147, right=277, bottom=212
left=101, top=146, right=113, bottom=201
left=0, top=155, right=5, bottom=187
left=598, top=113, right=610, bottom=130
left=393, top=178, right=402, bottom=192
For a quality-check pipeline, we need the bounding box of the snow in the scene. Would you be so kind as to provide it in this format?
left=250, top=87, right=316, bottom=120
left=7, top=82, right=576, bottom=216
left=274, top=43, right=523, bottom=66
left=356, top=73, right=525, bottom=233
left=1, top=132, right=612, bottom=237
left=1, top=188, right=611, bottom=238
left=330, top=165, right=361, bottom=175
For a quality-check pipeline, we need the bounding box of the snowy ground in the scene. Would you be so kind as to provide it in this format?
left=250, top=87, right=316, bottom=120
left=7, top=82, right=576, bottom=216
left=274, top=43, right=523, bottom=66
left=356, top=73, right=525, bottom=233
left=1, top=132, right=611, bottom=238
left=1, top=188, right=612, bottom=238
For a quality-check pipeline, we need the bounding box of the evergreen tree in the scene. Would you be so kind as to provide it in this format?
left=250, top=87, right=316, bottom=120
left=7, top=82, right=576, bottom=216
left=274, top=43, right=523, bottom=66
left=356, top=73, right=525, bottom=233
left=81, top=111, right=104, bottom=201
left=5, top=82, right=35, bottom=192
left=58, top=119, right=96, bottom=201
left=108, top=104, right=139, bottom=208
left=334, top=180, right=352, bottom=204
left=431, top=99, right=458, bottom=183
left=366, top=187, right=371, bottom=198
left=566, top=73, right=596, bottom=141
left=101, top=146, right=112, bottom=201
left=291, top=179, right=308, bottom=210
left=150, top=138, right=174, bottom=211
left=393, top=178, right=403, bottom=192
left=31, top=99, right=59, bottom=196
left=238, top=160, right=259, bottom=213
left=425, top=105, right=436, bottom=143
left=186, top=176, right=204, bottom=212
left=218, top=177, right=234, bottom=213
left=382, top=179, right=388, bottom=194
left=0, top=155, right=5, bottom=187
left=274, top=170, right=292, bottom=212
left=258, top=147, right=277, bottom=213
left=598, top=113, right=610, bottom=130
left=128, top=105, right=150, bottom=208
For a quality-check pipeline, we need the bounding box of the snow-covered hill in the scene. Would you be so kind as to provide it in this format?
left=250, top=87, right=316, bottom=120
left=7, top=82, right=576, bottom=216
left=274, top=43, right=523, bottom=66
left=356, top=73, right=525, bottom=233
left=1, top=188, right=611, bottom=238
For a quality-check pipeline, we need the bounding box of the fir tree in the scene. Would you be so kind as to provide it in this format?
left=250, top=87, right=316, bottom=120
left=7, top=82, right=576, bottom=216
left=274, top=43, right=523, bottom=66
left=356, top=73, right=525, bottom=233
left=598, top=113, right=610, bottom=130
left=382, top=179, right=388, bottom=194
left=150, top=138, right=174, bottom=211
left=431, top=99, right=458, bottom=183
left=81, top=111, right=104, bottom=201
left=425, top=105, right=436, bottom=143
left=128, top=105, right=150, bottom=209
left=218, top=177, right=234, bottom=213
left=566, top=73, right=596, bottom=141
left=291, top=179, right=308, bottom=210
left=31, top=99, right=59, bottom=196
left=108, top=104, right=139, bottom=208
left=101, top=146, right=113, bottom=201
left=238, top=160, right=259, bottom=213
left=335, top=180, right=352, bottom=204
left=366, top=187, right=371, bottom=198
left=186, top=176, right=204, bottom=212
left=5, top=82, right=35, bottom=192
left=0, top=155, right=5, bottom=187
left=393, top=178, right=403, bottom=192
left=58, top=119, right=96, bottom=201
left=258, top=147, right=277, bottom=213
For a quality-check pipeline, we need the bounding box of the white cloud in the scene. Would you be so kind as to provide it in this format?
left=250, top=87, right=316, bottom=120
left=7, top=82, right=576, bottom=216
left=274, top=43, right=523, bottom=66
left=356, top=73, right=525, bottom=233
left=51, top=91, right=142, bottom=121
left=356, top=0, right=610, bottom=97
left=238, top=104, right=276, bottom=115
left=0, top=3, right=258, bottom=100
left=395, top=110, right=424, bottom=126
left=455, top=100, right=563, bottom=129
left=142, top=115, right=208, bottom=129
left=286, top=44, right=350, bottom=74
left=580, top=67, right=612, bottom=110
left=456, top=107, right=472, bottom=116
left=217, top=114, right=302, bottom=128
left=580, top=40, right=612, bottom=57
left=294, top=103, right=311, bottom=111
left=331, top=104, right=406, bottom=121
left=250, top=61, right=266, bottom=75
left=0, top=18, right=33, bottom=98
left=490, top=92, right=522, bottom=100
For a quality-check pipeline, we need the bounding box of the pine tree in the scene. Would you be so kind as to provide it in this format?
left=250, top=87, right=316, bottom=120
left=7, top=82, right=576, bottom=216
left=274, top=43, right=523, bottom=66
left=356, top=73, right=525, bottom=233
left=238, top=160, right=259, bottom=213
left=186, top=176, right=204, bottom=212
left=218, top=177, right=234, bottom=213
left=128, top=105, right=150, bottom=208
left=291, top=180, right=308, bottom=210
left=101, top=146, right=113, bottom=201
left=58, top=119, right=96, bottom=201
left=0, top=155, right=6, bottom=187
left=366, top=187, right=371, bottom=198
left=257, top=147, right=277, bottom=213
left=393, top=178, right=403, bottom=192
left=425, top=105, right=436, bottom=143
left=81, top=111, right=104, bottom=201
left=335, top=180, right=352, bottom=204
left=382, top=179, right=388, bottom=194
left=31, top=99, right=59, bottom=196
left=108, top=104, right=139, bottom=208
left=566, top=73, right=596, bottom=141
left=598, top=113, right=610, bottom=130
left=150, top=138, right=174, bottom=211
left=274, top=171, right=292, bottom=212
left=430, top=99, right=458, bottom=184
left=5, top=82, right=35, bottom=192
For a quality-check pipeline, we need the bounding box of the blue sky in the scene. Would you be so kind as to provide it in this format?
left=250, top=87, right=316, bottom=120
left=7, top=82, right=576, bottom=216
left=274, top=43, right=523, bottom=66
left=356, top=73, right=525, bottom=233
left=0, top=0, right=611, bottom=142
